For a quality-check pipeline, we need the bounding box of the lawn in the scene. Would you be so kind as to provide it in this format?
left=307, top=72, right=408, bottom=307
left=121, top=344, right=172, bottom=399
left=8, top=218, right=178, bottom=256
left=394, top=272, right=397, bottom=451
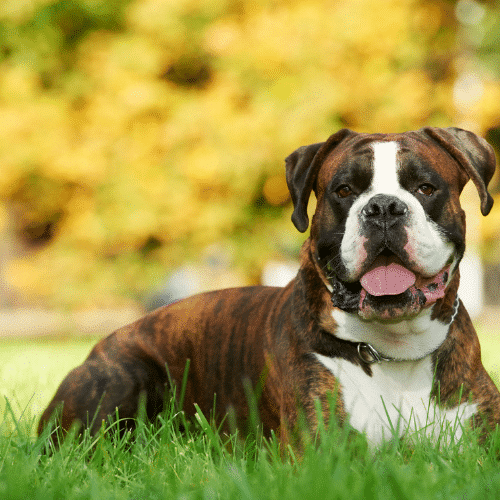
left=1, top=326, right=500, bottom=499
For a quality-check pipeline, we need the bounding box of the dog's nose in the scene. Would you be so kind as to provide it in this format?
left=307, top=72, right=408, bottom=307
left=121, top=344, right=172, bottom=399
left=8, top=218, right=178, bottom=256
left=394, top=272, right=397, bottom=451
left=361, top=194, right=408, bottom=228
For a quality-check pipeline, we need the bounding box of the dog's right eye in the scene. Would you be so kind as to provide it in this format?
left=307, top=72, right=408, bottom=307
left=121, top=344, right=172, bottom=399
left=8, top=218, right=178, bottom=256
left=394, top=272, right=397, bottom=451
left=336, top=185, right=353, bottom=198
left=417, top=183, right=435, bottom=196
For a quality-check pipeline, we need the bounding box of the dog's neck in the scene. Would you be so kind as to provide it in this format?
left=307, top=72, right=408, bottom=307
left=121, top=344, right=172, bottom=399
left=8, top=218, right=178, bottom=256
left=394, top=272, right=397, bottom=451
left=297, top=238, right=458, bottom=363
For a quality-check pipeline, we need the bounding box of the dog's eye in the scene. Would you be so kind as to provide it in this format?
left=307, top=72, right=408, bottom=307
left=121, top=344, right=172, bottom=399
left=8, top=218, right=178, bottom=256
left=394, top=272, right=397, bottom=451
left=336, top=185, right=353, bottom=198
left=417, top=184, right=435, bottom=196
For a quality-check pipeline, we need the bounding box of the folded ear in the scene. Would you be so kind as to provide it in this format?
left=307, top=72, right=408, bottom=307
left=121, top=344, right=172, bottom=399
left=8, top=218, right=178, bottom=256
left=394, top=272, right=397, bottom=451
left=285, top=129, right=356, bottom=232
left=421, top=127, right=496, bottom=216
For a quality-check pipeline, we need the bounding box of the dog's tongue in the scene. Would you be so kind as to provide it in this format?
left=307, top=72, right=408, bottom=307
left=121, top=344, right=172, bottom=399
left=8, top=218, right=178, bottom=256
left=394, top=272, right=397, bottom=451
left=360, top=255, right=416, bottom=296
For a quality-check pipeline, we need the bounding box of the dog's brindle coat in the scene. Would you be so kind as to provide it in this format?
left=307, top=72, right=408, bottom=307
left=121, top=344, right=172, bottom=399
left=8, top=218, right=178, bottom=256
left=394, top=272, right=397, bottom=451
left=39, top=127, right=500, bottom=446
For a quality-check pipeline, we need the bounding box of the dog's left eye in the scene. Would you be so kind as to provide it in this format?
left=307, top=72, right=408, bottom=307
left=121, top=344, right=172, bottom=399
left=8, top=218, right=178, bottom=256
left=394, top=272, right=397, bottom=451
left=336, top=185, right=353, bottom=198
left=417, top=184, right=435, bottom=196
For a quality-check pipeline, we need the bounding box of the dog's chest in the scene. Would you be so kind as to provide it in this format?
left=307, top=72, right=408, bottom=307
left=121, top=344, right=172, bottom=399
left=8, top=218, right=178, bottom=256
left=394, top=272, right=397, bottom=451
left=314, top=353, right=477, bottom=446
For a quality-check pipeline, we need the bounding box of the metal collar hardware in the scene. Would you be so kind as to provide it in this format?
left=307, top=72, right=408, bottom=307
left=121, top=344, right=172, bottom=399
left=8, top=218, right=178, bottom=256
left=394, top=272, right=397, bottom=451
left=448, top=296, right=460, bottom=325
left=357, top=342, right=394, bottom=364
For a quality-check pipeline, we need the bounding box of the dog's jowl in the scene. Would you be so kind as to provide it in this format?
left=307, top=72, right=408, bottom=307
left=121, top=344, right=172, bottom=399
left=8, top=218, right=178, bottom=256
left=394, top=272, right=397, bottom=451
left=39, top=127, right=500, bottom=447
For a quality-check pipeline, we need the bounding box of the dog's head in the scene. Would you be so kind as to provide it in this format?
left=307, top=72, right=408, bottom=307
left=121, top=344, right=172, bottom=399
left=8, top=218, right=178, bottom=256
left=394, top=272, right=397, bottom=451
left=286, top=127, right=496, bottom=321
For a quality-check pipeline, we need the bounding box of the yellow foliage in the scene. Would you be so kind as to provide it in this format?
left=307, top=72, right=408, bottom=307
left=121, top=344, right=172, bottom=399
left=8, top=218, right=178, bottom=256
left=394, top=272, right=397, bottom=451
left=4, top=258, right=52, bottom=299
left=0, top=203, right=8, bottom=234
left=0, top=0, right=51, bottom=23
left=0, top=66, right=41, bottom=101
left=263, top=175, right=290, bottom=206
left=64, top=194, right=106, bottom=247
left=0, top=0, right=499, bottom=307
left=471, top=81, right=500, bottom=134
left=411, top=2, right=442, bottom=36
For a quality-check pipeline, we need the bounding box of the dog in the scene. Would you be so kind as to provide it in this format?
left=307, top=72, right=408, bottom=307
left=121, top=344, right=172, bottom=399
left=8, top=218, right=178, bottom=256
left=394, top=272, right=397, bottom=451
left=39, top=127, right=500, bottom=447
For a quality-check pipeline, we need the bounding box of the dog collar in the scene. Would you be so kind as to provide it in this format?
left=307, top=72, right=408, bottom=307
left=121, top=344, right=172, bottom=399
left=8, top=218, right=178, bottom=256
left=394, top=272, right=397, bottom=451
left=355, top=296, right=460, bottom=364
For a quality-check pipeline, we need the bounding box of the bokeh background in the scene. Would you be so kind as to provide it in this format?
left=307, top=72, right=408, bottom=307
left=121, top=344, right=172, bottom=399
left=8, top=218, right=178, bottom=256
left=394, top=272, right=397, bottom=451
left=3, top=0, right=500, bottom=431
left=0, top=0, right=500, bottom=321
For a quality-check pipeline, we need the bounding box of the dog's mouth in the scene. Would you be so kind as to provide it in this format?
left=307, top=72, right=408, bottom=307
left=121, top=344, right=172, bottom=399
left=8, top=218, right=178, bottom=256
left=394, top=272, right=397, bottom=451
left=329, top=249, right=451, bottom=321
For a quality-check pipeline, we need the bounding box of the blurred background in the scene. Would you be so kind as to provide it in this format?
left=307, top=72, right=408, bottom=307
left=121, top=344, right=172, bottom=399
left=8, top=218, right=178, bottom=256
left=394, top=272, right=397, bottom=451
left=0, top=0, right=500, bottom=334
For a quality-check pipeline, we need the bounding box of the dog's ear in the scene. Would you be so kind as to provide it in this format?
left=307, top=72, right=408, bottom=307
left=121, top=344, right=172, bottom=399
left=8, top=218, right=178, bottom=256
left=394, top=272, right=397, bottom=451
left=285, top=129, right=356, bottom=232
left=421, top=127, right=496, bottom=216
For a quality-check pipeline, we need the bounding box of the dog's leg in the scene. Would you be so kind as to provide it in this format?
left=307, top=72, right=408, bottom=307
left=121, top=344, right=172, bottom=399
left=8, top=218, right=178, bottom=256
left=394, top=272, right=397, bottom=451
left=37, top=332, right=168, bottom=440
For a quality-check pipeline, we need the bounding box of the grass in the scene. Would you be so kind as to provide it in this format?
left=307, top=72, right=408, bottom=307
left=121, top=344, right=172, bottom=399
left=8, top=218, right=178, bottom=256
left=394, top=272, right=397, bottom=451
left=2, top=329, right=500, bottom=499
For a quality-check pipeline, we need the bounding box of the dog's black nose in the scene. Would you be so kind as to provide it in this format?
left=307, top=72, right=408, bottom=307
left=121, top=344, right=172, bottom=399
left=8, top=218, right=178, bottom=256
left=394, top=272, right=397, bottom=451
left=362, top=194, right=408, bottom=228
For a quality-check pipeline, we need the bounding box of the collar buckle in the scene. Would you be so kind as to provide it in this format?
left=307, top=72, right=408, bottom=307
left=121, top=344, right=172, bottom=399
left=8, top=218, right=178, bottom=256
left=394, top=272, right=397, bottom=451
left=357, top=342, right=394, bottom=364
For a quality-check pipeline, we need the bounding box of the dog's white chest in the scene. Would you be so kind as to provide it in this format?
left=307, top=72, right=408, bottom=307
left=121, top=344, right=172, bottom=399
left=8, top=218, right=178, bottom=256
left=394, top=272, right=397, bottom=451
left=314, top=354, right=477, bottom=447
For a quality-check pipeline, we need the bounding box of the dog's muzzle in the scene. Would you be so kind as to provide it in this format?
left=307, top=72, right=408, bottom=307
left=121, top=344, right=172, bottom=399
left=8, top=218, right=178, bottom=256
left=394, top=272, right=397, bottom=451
left=328, top=194, right=452, bottom=321
left=328, top=254, right=451, bottom=321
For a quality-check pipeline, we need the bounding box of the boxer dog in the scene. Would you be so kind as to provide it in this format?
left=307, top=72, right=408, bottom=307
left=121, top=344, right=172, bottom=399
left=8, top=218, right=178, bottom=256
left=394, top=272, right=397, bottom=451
left=39, top=127, right=500, bottom=447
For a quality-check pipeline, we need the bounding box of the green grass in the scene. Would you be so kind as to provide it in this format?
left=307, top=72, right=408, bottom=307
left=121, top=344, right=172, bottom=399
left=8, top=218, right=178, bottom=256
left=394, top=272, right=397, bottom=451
left=0, top=336, right=100, bottom=430
left=2, top=330, right=500, bottom=499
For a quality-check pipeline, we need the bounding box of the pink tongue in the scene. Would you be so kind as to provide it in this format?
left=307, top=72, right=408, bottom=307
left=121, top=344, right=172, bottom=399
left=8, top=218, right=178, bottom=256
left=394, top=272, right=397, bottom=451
left=360, top=255, right=416, bottom=296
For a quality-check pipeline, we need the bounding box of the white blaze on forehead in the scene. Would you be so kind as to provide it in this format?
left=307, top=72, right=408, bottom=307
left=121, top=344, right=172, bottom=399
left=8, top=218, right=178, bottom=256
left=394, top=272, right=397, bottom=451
left=371, top=141, right=400, bottom=194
